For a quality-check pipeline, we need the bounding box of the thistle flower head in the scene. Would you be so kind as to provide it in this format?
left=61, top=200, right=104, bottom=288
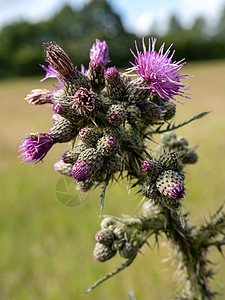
left=90, top=39, right=110, bottom=66
left=93, top=242, right=116, bottom=263
left=54, top=159, right=73, bottom=176
left=25, top=89, right=54, bottom=105
left=129, top=38, right=190, bottom=102
left=43, top=42, right=76, bottom=80
left=106, top=104, right=127, bottom=126
left=71, top=160, right=92, bottom=182
left=156, top=170, right=185, bottom=200
left=71, top=148, right=103, bottom=182
left=18, top=133, right=53, bottom=164
left=97, top=135, right=118, bottom=156
left=104, top=67, right=119, bottom=82
left=71, top=88, right=99, bottom=116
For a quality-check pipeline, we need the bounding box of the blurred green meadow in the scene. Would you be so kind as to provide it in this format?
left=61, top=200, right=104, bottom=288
left=0, top=60, right=225, bottom=300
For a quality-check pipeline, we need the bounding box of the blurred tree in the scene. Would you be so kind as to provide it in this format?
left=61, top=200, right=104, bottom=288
left=0, top=0, right=225, bottom=78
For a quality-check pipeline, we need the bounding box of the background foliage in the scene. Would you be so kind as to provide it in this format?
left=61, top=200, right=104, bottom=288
left=0, top=0, right=225, bottom=78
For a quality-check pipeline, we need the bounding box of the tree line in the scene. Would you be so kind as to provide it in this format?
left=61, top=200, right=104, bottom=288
left=0, top=0, right=225, bottom=78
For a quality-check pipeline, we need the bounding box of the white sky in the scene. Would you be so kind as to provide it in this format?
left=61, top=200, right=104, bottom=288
left=0, top=0, right=224, bottom=35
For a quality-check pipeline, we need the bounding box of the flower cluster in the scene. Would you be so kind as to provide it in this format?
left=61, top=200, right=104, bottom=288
left=93, top=217, right=137, bottom=262
left=18, top=38, right=190, bottom=189
left=18, top=38, right=225, bottom=299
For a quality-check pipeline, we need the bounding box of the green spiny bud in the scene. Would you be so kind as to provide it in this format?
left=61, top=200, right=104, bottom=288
left=79, top=127, right=101, bottom=147
left=104, top=155, right=121, bottom=174
left=111, top=239, right=125, bottom=251
left=101, top=217, right=117, bottom=229
left=126, top=105, right=141, bottom=122
left=177, top=136, right=189, bottom=147
left=142, top=180, right=159, bottom=199
left=50, top=117, right=76, bottom=143
left=138, top=100, right=163, bottom=124
left=156, top=170, right=185, bottom=200
left=96, top=135, right=119, bottom=156
left=72, top=148, right=104, bottom=182
left=93, top=242, right=116, bottom=262
left=62, top=144, right=88, bottom=163
left=126, top=77, right=151, bottom=104
left=141, top=158, right=163, bottom=180
left=182, top=149, right=198, bottom=164
left=113, top=226, right=125, bottom=240
left=161, top=132, right=177, bottom=148
left=162, top=101, right=176, bottom=121
left=158, top=151, right=183, bottom=172
left=104, top=67, right=126, bottom=100
left=119, top=242, right=136, bottom=259
left=107, top=104, right=127, bottom=126
left=95, top=229, right=115, bottom=245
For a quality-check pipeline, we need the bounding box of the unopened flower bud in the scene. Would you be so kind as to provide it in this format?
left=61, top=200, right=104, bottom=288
left=156, top=170, right=185, bottom=200
left=182, top=150, right=198, bottom=164
left=141, top=159, right=163, bottom=180
left=105, top=67, right=126, bottom=100
left=126, top=77, right=152, bottom=104
left=54, top=159, right=73, bottom=176
left=142, top=180, right=159, bottom=199
left=119, top=242, right=136, bottom=259
left=79, top=127, right=101, bottom=147
left=107, top=104, right=127, bottom=126
left=158, top=151, right=183, bottom=172
left=113, top=226, right=125, bottom=240
left=138, top=100, right=163, bottom=124
left=104, top=155, right=121, bottom=174
left=126, top=105, right=141, bottom=122
left=43, top=42, right=75, bottom=80
left=111, top=239, right=125, bottom=251
left=88, top=59, right=105, bottom=92
left=101, top=217, right=116, bottom=229
left=93, top=242, right=116, bottom=263
left=97, top=135, right=118, bottom=156
left=95, top=229, right=115, bottom=245
left=71, top=148, right=103, bottom=182
left=49, top=118, right=76, bottom=143
left=162, top=101, right=176, bottom=121
left=177, top=136, right=189, bottom=147
left=62, top=144, right=88, bottom=163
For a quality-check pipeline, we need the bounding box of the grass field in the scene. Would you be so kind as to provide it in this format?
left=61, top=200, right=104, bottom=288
left=0, top=60, right=225, bottom=300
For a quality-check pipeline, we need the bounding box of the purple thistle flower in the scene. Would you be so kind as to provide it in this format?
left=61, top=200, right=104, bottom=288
left=71, top=160, right=92, bottom=182
left=18, top=133, right=54, bottom=164
left=166, top=182, right=186, bottom=200
left=105, top=136, right=117, bottom=149
left=43, top=42, right=76, bottom=81
left=81, top=64, right=88, bottom=75
left=129, top=38, right=191, bottom=102
left=71, top=88, right=99, bottom=116
left=53, top=102, right=64, bottom=114
left=40, top=64, right=63, bottom=90
left=104, top=67, right=119, bottom=81
left=90, top=39, right=110, bottom=66
left=25, top=89, right=54, bottom=105
left=141, top=160, right=151, bottom=172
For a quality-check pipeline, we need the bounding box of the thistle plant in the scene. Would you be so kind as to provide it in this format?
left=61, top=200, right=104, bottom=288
left=18, top=38, right=225, bottom=299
